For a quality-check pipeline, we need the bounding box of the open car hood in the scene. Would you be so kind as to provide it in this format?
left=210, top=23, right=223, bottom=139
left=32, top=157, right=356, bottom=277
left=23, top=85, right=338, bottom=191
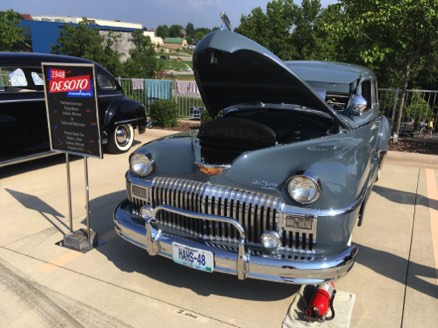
left=193, top=30, right=348, bottom=128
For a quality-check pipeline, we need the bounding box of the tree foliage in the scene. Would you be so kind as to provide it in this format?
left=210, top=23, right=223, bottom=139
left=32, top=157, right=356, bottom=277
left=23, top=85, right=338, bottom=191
left=169, top=24, right=184, bottom=38
left=156, top=25, right=169, bottom=39
left=235, top=0, right=331, bottom=60
left=236, top=1, right=297, bottom=59
left=52, top=19, right=105, bottom=59
left=51, top=18, right=122, bottom=75
left=320, top=0, right=438, bottom=133
left=123, top=30, right=160, bottom=78
left=0, top=10, right=26, bottom=51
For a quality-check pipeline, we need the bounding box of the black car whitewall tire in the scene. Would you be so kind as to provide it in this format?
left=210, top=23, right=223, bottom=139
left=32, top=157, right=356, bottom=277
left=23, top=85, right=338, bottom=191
left=107, top=124, right=134, bottom=153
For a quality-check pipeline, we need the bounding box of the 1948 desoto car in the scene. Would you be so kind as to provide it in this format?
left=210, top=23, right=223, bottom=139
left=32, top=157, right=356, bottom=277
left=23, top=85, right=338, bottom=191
left=114, top=29, right=390, bottom=284
left=0, top=52, right=147, bottom=167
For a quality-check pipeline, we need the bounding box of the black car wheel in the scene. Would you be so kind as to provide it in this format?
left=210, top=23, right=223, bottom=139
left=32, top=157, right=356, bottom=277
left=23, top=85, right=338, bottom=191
left=107, top=124, right=134, bottom=153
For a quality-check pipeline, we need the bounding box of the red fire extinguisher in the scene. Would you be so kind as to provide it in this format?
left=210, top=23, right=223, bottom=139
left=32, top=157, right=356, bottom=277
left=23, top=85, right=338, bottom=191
left=305, top=282, right=336, bottom=322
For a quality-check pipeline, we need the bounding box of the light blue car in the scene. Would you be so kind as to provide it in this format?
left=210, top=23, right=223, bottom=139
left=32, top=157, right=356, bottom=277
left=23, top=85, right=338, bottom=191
left=114, top=29, right=390, bottom=284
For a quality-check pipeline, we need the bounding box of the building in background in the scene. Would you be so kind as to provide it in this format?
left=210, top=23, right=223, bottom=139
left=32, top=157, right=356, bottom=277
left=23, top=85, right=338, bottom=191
left=18, top=14, right=164, bottom=61
left=163, top=37, right=188, bottom=50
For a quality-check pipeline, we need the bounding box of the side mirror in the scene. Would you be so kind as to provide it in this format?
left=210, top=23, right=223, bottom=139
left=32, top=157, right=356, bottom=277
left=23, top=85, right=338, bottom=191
left=349, top=95, right=367, bottom=115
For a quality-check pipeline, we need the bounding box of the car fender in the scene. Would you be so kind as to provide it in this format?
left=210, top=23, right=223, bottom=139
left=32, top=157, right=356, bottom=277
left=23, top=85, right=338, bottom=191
left=102, top=98, right=146, bottom=131
left=377, top=115, right=390, bottom=158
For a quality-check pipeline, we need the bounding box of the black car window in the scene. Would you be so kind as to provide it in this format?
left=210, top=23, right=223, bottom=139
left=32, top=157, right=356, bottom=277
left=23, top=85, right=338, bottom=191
left=0, top=66, right=44, bottom=92
left=31, top=71, right=44, bottom=86
left=96, top=73, right=117, bottom=91
left=0, top=67, right=28, bottom=90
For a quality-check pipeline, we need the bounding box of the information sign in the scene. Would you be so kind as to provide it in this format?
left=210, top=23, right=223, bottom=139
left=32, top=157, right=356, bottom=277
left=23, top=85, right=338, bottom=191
left=42, top=63, right=102, bottom=158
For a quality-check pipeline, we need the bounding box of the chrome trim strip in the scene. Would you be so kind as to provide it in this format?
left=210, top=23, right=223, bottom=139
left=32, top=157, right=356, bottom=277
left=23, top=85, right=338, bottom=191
left=0, top=151, right=56, bottom=168
left=0, top=98, right=45, bottom=103
left=98, top=94, right=122, bottom=98
left=114, top=118, right=143, bottom=125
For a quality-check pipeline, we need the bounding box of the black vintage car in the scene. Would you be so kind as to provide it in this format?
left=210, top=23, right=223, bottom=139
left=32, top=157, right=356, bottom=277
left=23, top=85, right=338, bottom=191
left=0, top=52, right=147, bottom=167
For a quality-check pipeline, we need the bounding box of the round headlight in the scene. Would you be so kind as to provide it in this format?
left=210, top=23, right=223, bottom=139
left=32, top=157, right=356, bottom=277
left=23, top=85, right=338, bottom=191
left=130, top=153, right=153, bottom=177
left=287, top=175, right=320, bottom=204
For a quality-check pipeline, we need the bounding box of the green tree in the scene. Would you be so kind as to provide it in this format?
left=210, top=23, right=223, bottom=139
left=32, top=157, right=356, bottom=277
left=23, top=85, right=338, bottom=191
left=99, top=31, right=123, bottom=76
left=52, top=19, right=105, bottom=59
left=52, top=19, right=122, bottom=75
left=404, top=92, right=432, bottom=120
left=290, top=0, right=333, bottom=60
left=236, top=0, right=330, bottom=60
left=123, top=30, right=160, bottom=78
left=156, top=25, right=169, bottom=39
left=321, top=0, right=438, bottom=136
left=0, top=10, right=26, bottom=51
left=193, top=27, right=212, bottom=44
left=236, top=1, right=298, bottom=59
left=169, top=24, right=184, bottom=38
left=185, top=22, right=195, bottom=44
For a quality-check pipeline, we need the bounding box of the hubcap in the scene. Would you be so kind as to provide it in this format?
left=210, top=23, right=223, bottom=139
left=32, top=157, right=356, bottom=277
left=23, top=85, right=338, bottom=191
left=116, top=126, right=130, bottom=146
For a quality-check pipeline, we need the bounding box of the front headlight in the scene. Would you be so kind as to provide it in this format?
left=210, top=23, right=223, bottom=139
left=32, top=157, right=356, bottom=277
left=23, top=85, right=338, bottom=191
left=130, top=153, right=153, bottom=177
left=287, top=174, right=320, bottom=204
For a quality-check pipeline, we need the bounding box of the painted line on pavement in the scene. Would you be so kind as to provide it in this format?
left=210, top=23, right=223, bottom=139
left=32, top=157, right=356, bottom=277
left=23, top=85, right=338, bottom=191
left=40, top=250, right=82, bottom=273
left=425, top=168, right=438, bottom=284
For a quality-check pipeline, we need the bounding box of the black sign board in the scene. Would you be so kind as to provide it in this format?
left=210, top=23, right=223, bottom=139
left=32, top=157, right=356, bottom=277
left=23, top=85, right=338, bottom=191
left=42, top=63, right=102, bottom=158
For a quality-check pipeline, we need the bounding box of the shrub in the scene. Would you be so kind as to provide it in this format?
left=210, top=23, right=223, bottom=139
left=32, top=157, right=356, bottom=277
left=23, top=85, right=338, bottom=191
left=150, top=99, right=178, bottom=128
left=200, top=108, right=213, bottom=125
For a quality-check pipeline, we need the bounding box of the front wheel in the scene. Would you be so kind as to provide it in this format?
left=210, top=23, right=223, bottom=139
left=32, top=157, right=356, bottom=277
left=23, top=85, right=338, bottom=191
left=107, top=124, right=134, bottom=154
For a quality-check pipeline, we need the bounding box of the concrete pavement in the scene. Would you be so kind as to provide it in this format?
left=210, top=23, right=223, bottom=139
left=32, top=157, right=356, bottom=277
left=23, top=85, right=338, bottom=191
left=0, top=129, right=437, bottom=327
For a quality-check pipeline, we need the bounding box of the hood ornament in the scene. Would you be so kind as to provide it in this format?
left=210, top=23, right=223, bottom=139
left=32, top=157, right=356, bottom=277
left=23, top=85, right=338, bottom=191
left=220, top=12, right=232, bottom=31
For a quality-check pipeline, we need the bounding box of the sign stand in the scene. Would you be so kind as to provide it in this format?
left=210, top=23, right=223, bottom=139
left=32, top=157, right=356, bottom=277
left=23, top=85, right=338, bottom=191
left=62, top=156, right=97, bottom=252
left=42, top=62, right=102, bottom=252
left=66, top=153, right=73, bottom=232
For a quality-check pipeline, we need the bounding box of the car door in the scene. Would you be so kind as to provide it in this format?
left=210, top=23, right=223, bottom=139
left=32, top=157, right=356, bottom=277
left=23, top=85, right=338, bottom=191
left=0, top=65, right=49, bottom=160
left=352, top=78, right=382, bottom=170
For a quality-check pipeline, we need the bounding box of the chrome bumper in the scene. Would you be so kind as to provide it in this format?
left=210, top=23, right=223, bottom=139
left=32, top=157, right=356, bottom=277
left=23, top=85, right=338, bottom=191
left=114, top=199, right=358, bottom=284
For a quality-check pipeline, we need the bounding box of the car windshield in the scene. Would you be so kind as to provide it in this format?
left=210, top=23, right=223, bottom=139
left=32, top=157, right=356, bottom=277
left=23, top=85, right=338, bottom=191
left=304, top=81, right=351, bottom=110
left=306, top=81, right=350, bottom=95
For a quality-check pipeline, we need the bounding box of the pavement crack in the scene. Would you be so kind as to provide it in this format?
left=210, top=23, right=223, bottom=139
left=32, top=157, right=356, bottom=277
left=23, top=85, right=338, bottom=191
left=400, top=168, right=421, bottom=328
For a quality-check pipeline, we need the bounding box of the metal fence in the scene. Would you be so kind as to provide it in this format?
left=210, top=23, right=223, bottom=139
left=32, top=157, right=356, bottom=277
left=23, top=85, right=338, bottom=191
left=380, top=88, right=438, bottom=133
left=118, top=77, right=204, bottom=118
left=117, top=77, right=438, bottom=132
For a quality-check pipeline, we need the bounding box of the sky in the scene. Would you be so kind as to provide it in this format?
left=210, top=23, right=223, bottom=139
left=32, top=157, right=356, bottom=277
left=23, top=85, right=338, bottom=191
left=1, top=0, right=338, bottom=30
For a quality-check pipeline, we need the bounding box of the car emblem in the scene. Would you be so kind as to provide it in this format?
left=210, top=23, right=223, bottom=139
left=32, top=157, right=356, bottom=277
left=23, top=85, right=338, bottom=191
left=251, top=179, right=277, bottom=190
left=196, top=163, right=229, bottom=176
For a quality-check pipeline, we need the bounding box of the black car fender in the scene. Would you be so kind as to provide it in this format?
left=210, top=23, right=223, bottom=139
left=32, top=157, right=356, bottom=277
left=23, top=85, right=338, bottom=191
left=102, top=98, right=146, bottom=132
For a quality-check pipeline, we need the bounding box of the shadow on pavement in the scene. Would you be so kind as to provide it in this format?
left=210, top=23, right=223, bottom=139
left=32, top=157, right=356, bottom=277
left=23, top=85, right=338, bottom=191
left=5, top=188, right=69, bottom=235
left=355, top=243, right=438, bottom=299
left=373, top=185, right=438, bottom=210
left=86, top=190, right=300, bottom=301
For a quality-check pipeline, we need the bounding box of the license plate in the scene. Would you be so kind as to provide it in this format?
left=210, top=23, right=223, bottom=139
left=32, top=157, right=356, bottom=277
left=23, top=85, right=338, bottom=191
left=172, top=242, right=214, bottom=273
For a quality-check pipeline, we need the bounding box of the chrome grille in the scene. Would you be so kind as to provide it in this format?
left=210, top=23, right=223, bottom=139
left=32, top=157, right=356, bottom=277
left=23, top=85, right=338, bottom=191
left=130, top=177, right=315, bottom=251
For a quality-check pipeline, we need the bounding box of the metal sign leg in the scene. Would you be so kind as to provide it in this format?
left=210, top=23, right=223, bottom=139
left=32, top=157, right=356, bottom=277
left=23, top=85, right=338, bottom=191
left=66, top=153, right=73, bottom=232
left=84, top=157, right=91, bottom=246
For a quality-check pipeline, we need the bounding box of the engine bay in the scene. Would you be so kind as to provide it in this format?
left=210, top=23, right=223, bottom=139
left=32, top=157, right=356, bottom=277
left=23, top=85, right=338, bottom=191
left=198, top=108, right=338, bottom=165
